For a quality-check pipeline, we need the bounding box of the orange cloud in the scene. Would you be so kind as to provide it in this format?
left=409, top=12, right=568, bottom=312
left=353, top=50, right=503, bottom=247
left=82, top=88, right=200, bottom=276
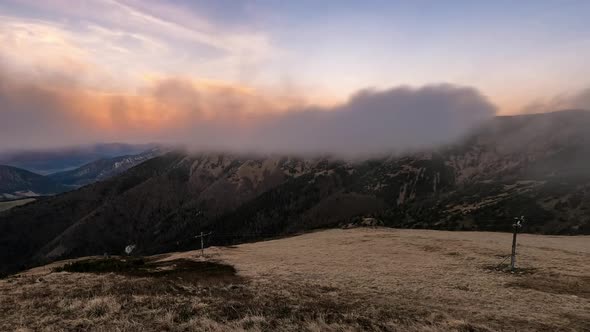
left=0, top=62, right=308, bottom=149
left=0, top=62, right=497, bottom=156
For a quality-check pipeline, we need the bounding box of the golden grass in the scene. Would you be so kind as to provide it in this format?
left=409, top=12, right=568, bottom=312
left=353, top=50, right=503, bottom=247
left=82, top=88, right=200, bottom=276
left=1, top=228, right=588, bottom=331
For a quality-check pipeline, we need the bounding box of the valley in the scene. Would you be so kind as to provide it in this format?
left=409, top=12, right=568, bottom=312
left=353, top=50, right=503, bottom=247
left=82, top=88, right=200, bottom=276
left=0, top=148, right=162, bottom=201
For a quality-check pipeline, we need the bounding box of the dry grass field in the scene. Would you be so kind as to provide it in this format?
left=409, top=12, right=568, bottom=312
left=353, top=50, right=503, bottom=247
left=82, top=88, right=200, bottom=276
left=1, top=228, right=588, bottom=331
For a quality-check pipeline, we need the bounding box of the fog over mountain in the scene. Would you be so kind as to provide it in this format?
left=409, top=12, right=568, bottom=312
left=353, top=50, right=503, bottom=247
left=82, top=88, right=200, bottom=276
left=217, top=85, right=496, bottom=156
left=0, top=65, right=495, bottom=156
left=2, top=109, right=590, bottom=276
left=523, top=87, right=590, bottom=114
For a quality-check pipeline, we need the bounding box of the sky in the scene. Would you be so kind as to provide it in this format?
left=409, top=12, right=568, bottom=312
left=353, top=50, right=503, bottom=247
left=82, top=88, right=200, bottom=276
left=0, top=0, right=589, bottom=153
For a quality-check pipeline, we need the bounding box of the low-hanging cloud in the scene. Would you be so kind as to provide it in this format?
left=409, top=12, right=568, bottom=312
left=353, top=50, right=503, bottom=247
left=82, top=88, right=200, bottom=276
left=239, top=85, right=496, bottom=155
left=0, top=67, right=497, bottom=156
left=522, top=87, right=590, bottom=114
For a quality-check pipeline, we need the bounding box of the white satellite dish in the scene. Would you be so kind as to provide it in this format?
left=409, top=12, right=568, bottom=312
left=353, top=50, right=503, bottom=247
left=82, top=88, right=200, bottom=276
left=124, top=244, right=136, bottom=255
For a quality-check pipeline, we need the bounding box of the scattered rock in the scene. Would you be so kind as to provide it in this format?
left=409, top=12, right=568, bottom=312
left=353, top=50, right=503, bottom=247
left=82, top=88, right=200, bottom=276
left=341, top=217, right=384, bottom=229
left=361, top=217, right=383, bottom=227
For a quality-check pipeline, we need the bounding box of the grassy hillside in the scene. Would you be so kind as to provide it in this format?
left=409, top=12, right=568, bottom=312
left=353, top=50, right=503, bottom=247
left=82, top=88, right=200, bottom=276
left=0, top=198, right=35, bottom=212
left=0, top=165, right=67, bottom=199
left=1, top=228, right=588, bottom=331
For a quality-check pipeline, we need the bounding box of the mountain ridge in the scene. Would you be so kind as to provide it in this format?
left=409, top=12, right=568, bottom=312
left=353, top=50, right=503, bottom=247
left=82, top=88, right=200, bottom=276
left=48, top=148, right=162, bottom=187
left=0, top=165, right=67, bottom=200
left=1, top=110, right=590, bottom=275
left=0, top=149, right=163, bottom=201
left=0, top=143, right=157, bottom=174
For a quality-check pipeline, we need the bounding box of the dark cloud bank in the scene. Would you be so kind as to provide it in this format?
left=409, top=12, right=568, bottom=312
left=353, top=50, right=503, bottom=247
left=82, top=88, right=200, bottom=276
left=237, top=85, right=496, bottom=156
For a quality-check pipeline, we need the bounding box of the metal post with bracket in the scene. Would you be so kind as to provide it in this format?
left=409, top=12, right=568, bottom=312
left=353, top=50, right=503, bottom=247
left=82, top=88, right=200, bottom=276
left=194, top=231, right=212, bottom=256
left=510, top=216, right=525, bottom=270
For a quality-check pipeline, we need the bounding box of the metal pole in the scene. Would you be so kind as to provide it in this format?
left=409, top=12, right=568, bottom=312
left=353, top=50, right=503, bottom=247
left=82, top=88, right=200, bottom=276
left=510, top=226, right=518, bottom=270
left=200, top=231, right=204, bottom=256
left=510, top=216, right=524, bottom=271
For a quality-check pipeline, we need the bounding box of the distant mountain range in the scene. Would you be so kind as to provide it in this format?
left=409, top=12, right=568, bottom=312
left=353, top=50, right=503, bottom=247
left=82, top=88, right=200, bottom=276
left=0, top=143, right=157, bottom=175
left=0, top=165, right=67, bottom=200
left=1, top=110, right=590, bottom=275
left=48, top=148, right=162, bottom=187
left=0, top=148, right=162, bottom=201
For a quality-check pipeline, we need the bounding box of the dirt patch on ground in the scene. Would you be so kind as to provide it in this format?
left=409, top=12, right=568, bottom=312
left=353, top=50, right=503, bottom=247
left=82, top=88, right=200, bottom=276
left=482, top=264, right=539, bottom=275
left=55, top=257, right=242, bottom=284
left=506, top=273, right=590, bottom=299
left=419, top=244, right=441, bottom=252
